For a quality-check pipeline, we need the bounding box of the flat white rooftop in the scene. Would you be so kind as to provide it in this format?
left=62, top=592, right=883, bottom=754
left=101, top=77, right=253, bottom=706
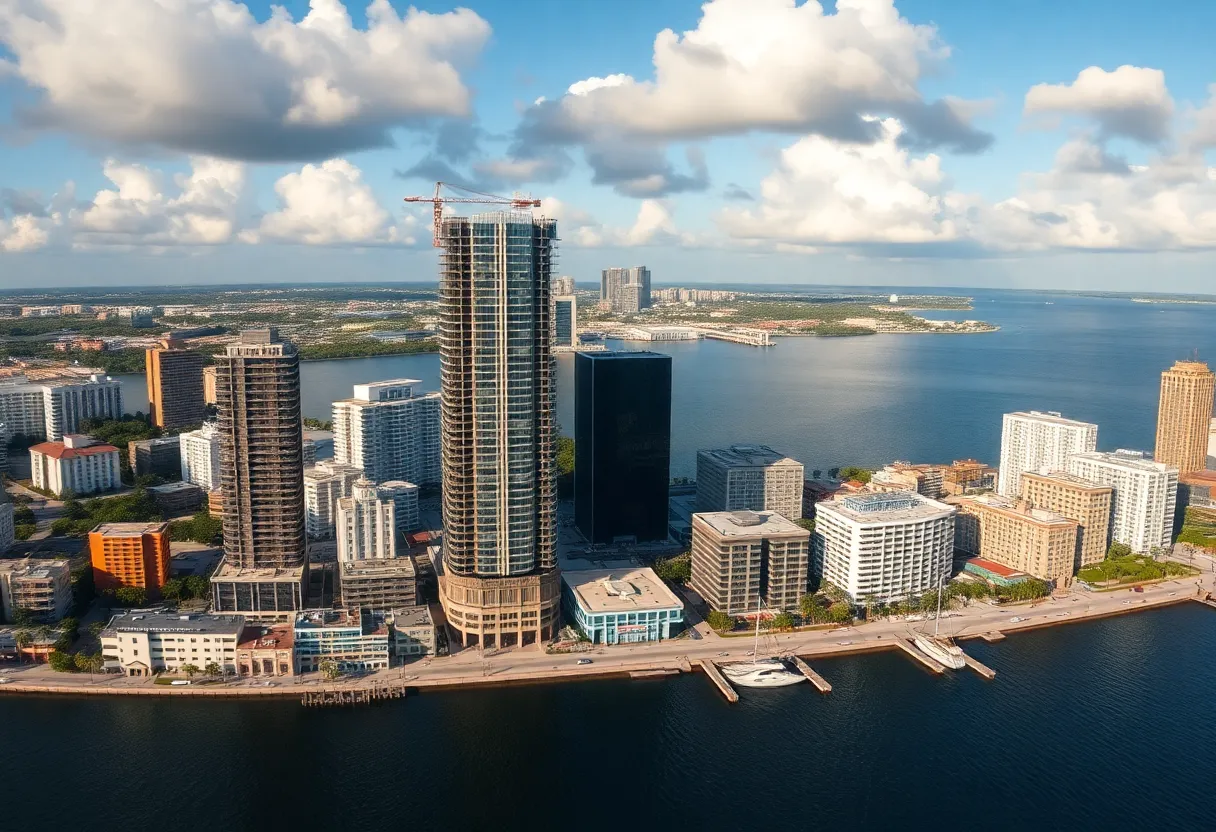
left=563, top=567, right=684, bottom=613
left=819, top=491, right=955, bottom=524
left=1005, top=410, right=1097, bottom=428
left=1069, top=450, right=1174, bottom=473
left=698, top=444, right=801, bottom=469
left=693, top=509, right=807, bottom=537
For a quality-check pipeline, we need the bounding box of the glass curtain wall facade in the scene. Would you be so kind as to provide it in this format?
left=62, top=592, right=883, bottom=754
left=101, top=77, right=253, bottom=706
left=574, top=351, right=672, bottom=544
left=439, top=213, right=560, bottom=648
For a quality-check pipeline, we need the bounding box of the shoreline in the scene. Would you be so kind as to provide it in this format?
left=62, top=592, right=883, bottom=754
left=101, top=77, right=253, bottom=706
left=0, top=592, right=1205, bottom=702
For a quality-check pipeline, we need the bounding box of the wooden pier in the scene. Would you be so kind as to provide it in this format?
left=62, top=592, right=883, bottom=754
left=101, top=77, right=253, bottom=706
left=896, top=639, right=945, bottom=674
left=698, top=660, right=739, bottom=703
left=301, top=682, right=410, bottom=707
left=961, top=652, right=996, bottom=679
left=630, top=669, right=679, bottom=680
left=791, top=656, right=832, bottom=693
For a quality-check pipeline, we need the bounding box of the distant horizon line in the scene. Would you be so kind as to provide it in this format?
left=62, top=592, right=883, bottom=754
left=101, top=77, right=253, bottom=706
left=1, top=282, right=1214, bottom=301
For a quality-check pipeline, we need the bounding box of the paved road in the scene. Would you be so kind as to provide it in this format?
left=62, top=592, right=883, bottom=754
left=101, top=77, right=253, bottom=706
left=4, top=563, right=1210, bottom=695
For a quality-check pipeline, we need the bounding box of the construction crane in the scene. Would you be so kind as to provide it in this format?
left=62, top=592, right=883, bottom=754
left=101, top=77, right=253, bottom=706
left=404, top=182, right=542, bottom=247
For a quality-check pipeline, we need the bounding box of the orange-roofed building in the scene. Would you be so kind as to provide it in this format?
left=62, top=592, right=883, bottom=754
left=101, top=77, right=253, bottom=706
left=89, top=522, right=172, bottom=596
left=30, top=434, right=122, bottom=497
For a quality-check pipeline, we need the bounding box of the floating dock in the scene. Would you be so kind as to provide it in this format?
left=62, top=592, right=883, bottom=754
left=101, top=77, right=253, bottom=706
left=961, top=652, right=996, bottom=679
left=791, top=656, right=832, bottom=693
left=699, top=660, right=739, bottom=703
left=630, top=669, right=679, bottom=680
left=896, top=639, right=946, bottom=674
left=301, top=683, right=410, bottom=707
left=980, top=631, right=1006, bottom=642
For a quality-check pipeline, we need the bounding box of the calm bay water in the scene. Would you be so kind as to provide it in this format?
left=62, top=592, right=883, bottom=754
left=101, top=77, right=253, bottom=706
left=2, top=604, right=1215, bottom=831
left=119, top=288, right=1216, bottom=477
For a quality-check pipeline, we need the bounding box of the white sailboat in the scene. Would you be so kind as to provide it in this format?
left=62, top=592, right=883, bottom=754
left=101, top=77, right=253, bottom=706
left=720, top=599, right=804, bottom=688
left=913, top=572, right=967, bottom=670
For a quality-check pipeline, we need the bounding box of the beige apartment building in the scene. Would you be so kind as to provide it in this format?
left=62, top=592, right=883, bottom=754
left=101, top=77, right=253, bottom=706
left=1154, top=360, right=1215, bottom=475
left=949, top=494, right=1078, bottom=586
left=690, top=510, right=810, bottom=615
left=1021, top=471, right=1113, bottom=570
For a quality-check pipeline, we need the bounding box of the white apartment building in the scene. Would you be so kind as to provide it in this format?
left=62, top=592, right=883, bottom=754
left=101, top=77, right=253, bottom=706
left=336, top=479, right=397, bottom=562
left=43, top=375, right=124, bottom=441
left=304, top=460, right=363, bottom=539
left=376, top=480, right=420, bottom=532
left=101, top=612, right=244, bottom=677
left=998, top=410, right=1098, bottom=497
left=332, top=379, right=441, bottom=486
left=179, top=423, right=222, bottom=490
left=813, top=492, right=956, bottom=604
left=1066, top=450, right=1178, bottom=553
left=696, top=444, right=804, bottom=519
left=0, top=374, right=122, bottom=441
left=30, top=434, right=121, bottom=496
left=690, top=510, right=810, bottom=614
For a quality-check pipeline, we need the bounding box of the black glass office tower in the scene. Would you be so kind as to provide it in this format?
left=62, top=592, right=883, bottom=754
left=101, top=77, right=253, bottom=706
left=575, top=351, right=672, bottom=544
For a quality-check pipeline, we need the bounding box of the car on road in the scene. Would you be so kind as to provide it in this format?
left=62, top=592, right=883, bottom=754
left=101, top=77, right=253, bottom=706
left=1133, top=586, right=1144, bottom=593
left=576, top=659, right=593, bottom=665
left=170, top=680, right=191, bottom=686
left=1168, top=592, right=1178, bottom=597
left=836, top=640, right=853, bottom=646
left=1122, top=600, right=1132, bottom=605
left=717, top=652, right=729, bottom=657
left=1009, top=617, right=1026, bottom=623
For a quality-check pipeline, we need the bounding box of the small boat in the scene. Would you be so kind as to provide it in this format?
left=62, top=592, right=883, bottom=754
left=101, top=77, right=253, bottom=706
left=722, top=601, right=803, bottom=688
left=913, top=571, right=966, bottom=670
left=728, top=665, right=805, bottom=688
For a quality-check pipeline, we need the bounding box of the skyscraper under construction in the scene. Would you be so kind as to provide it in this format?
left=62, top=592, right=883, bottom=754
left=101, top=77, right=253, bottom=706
left=438, top=212, right=560, bottom=648
left=210, top=329, right=308, bottom=615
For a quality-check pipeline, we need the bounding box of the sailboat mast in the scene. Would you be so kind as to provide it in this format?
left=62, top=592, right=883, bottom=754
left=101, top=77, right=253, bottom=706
left=752, top=595, right=762, bottom=657
left=934, top=569, right=945, bottom=639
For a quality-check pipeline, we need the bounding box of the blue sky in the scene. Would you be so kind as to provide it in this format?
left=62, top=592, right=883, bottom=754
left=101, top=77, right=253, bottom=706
left=3, top=0, right=1216, bottom=292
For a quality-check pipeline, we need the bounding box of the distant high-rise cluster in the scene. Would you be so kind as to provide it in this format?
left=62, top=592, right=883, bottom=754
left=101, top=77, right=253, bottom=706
left=1154, top=359, right=1214, bottom=475
left=652, top=287, right=737, bottom=303
left=601, top=266, right=651, bottom=314
left=552, top=275, right=576, bottom=296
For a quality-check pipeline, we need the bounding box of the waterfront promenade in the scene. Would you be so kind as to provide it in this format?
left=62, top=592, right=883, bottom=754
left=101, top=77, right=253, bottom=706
left=1, top=562, right=1211, bottom=699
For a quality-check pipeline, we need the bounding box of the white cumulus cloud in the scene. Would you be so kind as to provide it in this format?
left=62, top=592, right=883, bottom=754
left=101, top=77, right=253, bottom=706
left=246, top=159, right=416, bottom=245
left=0, top=0, right=491, bottom=160
left=1024, top=65, right=1174, bottom=143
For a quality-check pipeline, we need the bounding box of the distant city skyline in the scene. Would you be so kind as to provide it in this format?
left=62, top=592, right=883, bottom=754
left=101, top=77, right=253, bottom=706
left=5, top=1, right=1216, bottom=292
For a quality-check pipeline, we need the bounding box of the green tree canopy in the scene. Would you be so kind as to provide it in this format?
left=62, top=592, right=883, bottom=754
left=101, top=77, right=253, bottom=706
left=705, top=610, right=736, bottom=632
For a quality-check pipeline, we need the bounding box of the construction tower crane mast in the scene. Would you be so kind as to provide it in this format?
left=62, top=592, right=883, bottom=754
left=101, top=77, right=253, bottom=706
left=404, top=181, right=542, bottom=247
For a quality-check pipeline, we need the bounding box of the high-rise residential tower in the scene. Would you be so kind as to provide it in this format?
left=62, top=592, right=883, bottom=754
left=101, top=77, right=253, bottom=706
left=1154, top=359, right=1215, bottom=475
left=145, top=337, right=206, bottom=430
left=997, top=411, right=1098, bottom=497
left=438, top=212, right=560, bottom=648
left=1066, top=450, right=1178, bottom=554
left=332, top=379, right=441, bottom=486
left=211, top=329, right=307, bottom=616
left=575, top=351, right=672, bottom=544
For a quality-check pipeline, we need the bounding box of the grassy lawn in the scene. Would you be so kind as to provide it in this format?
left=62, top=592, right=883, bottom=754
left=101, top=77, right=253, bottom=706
left=1177, top=507, right=1216, bottom=550
left=1078, top=553, right=1197, bottom=586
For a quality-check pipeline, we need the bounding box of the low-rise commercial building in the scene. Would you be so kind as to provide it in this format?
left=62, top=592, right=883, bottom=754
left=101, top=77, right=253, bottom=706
left=949, top=494, right=1078, bottom=586
left=129, top=436, right=182, bottom=479
left=293, top=609, right=390, bottom=673
left=1021, top=471, right=1113, bottom=569
left=88, top=521, right=172, bottom=595
left=942, top=459, right=998, bottom=496
left=1178, top=470, right=1216, bottom=510
left=101, top=612, right=244, bottom=677
left=149, top=481, right=205, bottom=515
left=0, top=558, right=72, bottom=623
left=388, top=605, right=436, bottom=661
left=696, top=445, right=804, bottom=520
left=339, top=557, right=417, bottom=611
left=813, top=492, right=956, bottom=604
left=962, top=557, right=1031, bottom=587
left=690, top=510, right=810, bottom=614
left=562, top=567, right=685, bottom=644
left=210, top=562, right=307, bottom=619
left=30, top=434, right=121, bottom=496
left=1066, top=450, right=1178, bottom=554
left=236, top=623, right=295, bottom=677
